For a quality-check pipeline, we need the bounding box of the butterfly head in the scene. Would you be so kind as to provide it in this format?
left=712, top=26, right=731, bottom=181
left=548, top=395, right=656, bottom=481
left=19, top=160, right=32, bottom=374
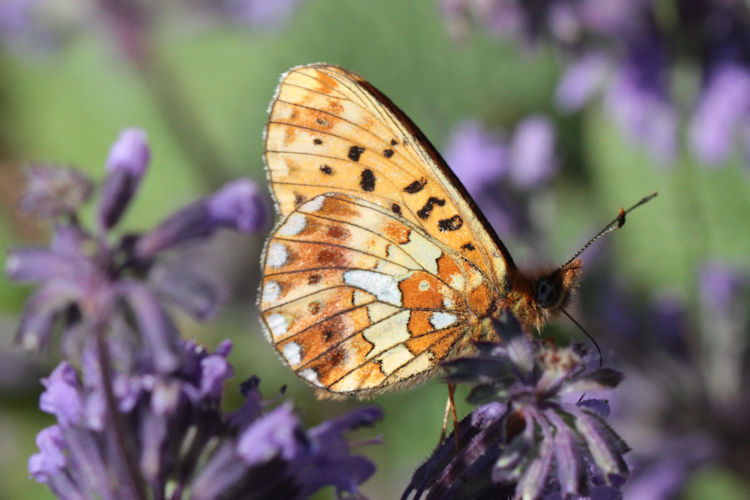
left=507, top=259, right=583, bottom=332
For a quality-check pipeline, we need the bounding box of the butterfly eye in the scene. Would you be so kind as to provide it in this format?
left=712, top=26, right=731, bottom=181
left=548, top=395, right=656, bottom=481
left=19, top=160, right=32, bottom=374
left=535, top=278, right=558, bottom=309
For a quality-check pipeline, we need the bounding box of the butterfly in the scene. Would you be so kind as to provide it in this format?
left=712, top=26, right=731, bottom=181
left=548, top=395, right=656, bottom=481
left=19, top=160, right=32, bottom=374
left=258, top=63, right=653, bottom=397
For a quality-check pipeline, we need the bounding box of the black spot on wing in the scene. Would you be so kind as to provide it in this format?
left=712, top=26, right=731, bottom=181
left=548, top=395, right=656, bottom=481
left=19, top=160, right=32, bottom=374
left=383, top=149, right=394, bottom=158
left=360, top=169, right=376, bottom=192
left=313, top=138, right=323, bottom=145
left=417, top=197, right=445, bottom=219
left=461, top=242, right=475, bottom=251
left=404, top=178, right=427, bottom=194
left=438, top=215, right=463, bottom=232
left=348, top=146, right=365, bottom=162
left=391, top=203, right=401, bottom=215
left=390, top=138, right=398, bottom=146
left=319, top=164, right=333, bottom=175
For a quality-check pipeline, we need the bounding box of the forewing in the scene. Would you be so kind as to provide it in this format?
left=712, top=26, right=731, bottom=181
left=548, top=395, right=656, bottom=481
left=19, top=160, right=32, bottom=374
left=259, top=193, right=493, bottom=395
left=264, top=63, right=514, bottom=290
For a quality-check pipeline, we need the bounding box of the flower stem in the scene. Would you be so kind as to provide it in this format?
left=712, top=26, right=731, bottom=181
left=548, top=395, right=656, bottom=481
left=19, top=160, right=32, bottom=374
left=95, top=322, right=148, bottom=499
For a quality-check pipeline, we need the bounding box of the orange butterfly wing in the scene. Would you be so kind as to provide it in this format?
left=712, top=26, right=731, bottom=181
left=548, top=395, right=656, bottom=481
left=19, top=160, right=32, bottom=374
left=259, top=194, right=494, bottom=395
left=260, top=64, right=518, bottom=396
left=264, top=64, right=516, bottom=288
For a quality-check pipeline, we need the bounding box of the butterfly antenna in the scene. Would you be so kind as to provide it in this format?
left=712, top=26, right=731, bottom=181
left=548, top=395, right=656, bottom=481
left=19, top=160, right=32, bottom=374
left=559, top=192, right=658, bottom=270
left=561, top=308, right=603, bottom=368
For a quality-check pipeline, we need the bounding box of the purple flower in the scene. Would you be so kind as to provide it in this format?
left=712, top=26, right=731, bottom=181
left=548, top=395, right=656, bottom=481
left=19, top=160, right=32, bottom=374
left=17, top=165, right=93, bottom=218
left=604, top=40, right=677, bottom=165
left=39, top=362, right=84, bottom=427
left=690, top=61, right=750, bottom=167
left=440, top=0, right=523, bottom=40
left=99, top=128, right=150, bottom=230
left=508, top=115, right=559, bottom=189
left=222, top=0, right=302, bottom=29
left=0, top=0, right=303, bottom=57
left=699, top=260, right=745, bottom=313
left=30, top=340, right=382, bottom=499
left=555, top=52, right=610, bottom=111
left=28, top=425, right=67, bottom=483
left=12, top=128, right=382, bottom=500
left=135, top=178, right=267, bottom=258
left=236, top=403, right=306, bottom=466
left=583, top=261, right=750, bottom=499
left=444, top=120, right=508, bottom=195
left=6, top=130, right=265, bottom=363
left=0, top=0, right=79, bottom=53
left=591, top=280, right=689, bottom=359
left=442, top=1, right=750, bottom=168
left=443, top=117, right=558, bottom=243
left=404, top=310, right=629, bottom=499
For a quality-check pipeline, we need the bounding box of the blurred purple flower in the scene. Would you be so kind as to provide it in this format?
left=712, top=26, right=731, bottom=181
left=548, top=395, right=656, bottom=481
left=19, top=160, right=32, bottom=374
left=604, top=41, right=677, bottom=165
left=555, top=52, right=610, bottom=111
left=17, top=165, right=93, bottom=218
left=440, top=0, right=523, bottom=40
left=0, top=0, right=303, bottom=56
left=5, top=130, right=266, bottom=363
left=11, top=128, right=381, bottom=500
left=99, top=128, right=150, bottom=230
left=0, top=0, right=86, bottom=53
left=444, top=118, right=558, bottom=242
left=591, top=280, right=690, bottom=359
left=699, top=260, right=745, bottom=313
left=442, top=0, right=750, bottom=168
left=444, top=119, right=508, bottom=194
left=135, top=178, right=267, bottom=258
left=222, top=0, right=303, bottom=29
left=586, top=261, right=750, bottom=498
left=404, top=310, right=629, bottom=499
left=30, top=340, right=382, bottom=499
left=508, top=115, right=559, bottom=188
left=28, top=425, right=66, bottom=483
left=690, top=61, right=750, bottom=166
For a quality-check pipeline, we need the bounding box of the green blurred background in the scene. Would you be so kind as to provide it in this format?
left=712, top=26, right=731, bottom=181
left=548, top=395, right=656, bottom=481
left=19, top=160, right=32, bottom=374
left=1, top=1, right=749, bottom=499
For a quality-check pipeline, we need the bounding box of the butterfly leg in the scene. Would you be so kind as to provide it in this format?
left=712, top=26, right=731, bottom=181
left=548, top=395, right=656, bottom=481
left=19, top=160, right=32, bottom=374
left=438, top=383, right=461, bottom=452
left=448, top=383, right=460, bottom=452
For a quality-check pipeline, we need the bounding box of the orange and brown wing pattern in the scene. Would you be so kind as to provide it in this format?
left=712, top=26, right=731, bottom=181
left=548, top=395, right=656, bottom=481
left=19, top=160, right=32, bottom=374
left=259, top=193, right=494, bottom=395
left=264, top=63, right=514, bottom=292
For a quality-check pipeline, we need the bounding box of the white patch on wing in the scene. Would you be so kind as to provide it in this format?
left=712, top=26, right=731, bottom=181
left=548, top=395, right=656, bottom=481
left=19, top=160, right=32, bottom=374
left=300, top=368, right=323, bottom=387
left=303, top=195, right=325, bottom=212
left=449, top=273, right=465, bottom=291
left=282, top=342, right=301, bottom=365
left=430, top=312, right=458, bottom=330
left=266, top=313, right=287, bottom=338
left=343, top=270, right=402, bottom=306
left=262, top=280, right=281, bottom=303
left=266, top=242, right=288, bottom=268
left=277, top=213, right=306, bottom=236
